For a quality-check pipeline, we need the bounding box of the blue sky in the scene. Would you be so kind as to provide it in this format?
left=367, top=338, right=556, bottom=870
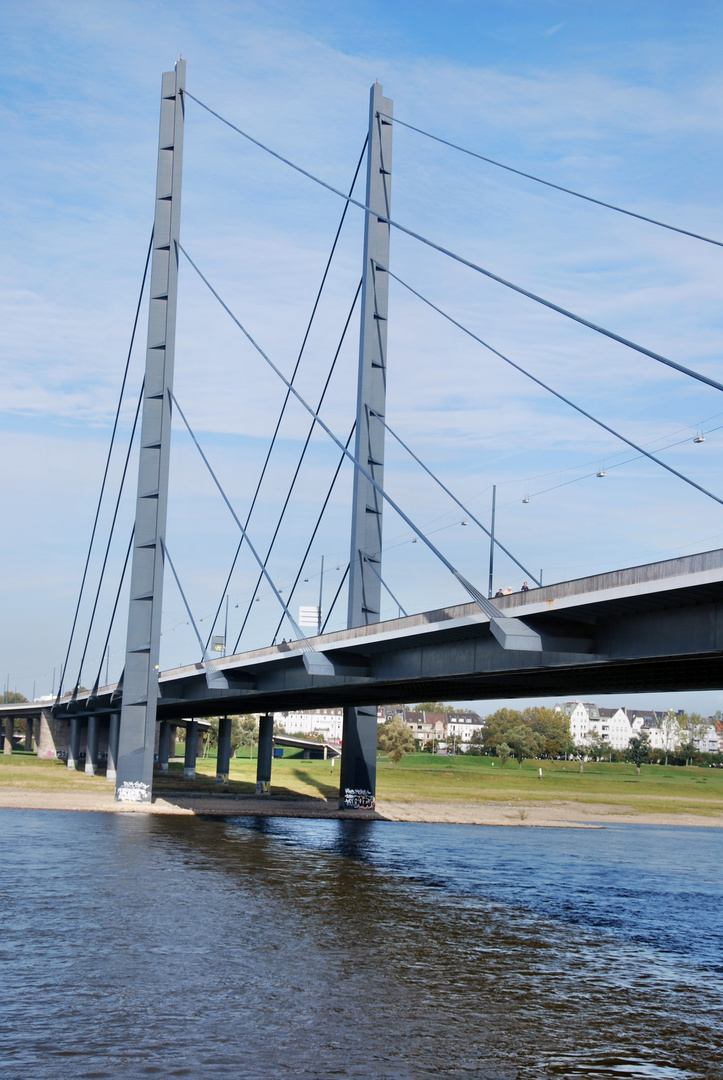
left=1, top=0, right=722, bottom=715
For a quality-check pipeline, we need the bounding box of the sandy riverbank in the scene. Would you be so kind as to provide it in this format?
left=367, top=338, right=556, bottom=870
left=1, top=786, right=722, bottom=827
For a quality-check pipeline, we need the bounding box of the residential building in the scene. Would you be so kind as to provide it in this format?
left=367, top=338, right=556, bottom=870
left=273, top=708, right=344, bottom=742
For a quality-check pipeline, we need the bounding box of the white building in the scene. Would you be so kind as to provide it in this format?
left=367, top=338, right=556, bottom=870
left=445, top=711, right=487, bottom=745
left=379, top=706, right=485, bottom=748
left=557, top=701, right=599, bottom=746
left=597, top=707, right=634, bottom=750
left=556, top=701, right=632, bottom=751
left=558, top=703, right=721, bottom=756
left=273, top=708, right=344, bottom=742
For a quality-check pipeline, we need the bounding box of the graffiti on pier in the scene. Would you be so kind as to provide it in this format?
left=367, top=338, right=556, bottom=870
left=343, top=788, right=375, bottom=810
left=116, top=781, right=151, bottom=803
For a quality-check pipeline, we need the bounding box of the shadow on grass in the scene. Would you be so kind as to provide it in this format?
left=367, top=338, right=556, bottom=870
left=289, top=767, right=338, bottom=801
left=149, top=761, right=334, bottom=807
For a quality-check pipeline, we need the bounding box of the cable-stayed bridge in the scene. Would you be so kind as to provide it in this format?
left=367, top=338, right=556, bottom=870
left=5, top=60, right=721, bottom=809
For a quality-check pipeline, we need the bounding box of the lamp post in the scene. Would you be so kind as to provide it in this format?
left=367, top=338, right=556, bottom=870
left=488, top=485, right=497, bottom=599
left=317, top=555, right=324, bottom=635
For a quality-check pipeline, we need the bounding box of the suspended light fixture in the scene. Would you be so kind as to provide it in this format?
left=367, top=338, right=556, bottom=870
left=694, top=433, right=705, bottom=443
left=461, top=520, right=469, bottom=526
left=597, top=467, right=606, bottom=477
left=522, top=496, right=530, bottom=504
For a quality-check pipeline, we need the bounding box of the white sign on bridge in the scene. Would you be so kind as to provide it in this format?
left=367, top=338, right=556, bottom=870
left=298, top=605, right=321, bottom=628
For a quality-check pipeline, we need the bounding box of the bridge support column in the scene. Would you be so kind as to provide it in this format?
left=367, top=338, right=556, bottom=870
left=216, top=717, right=231, bottom=785
left=3, top=716, right=13, bottom=755
left=106, top=713, right=119, bottom=782
left=85, top=715, right=99, bottom=776
left=342, top=81, right=392, bottom=811
left=183, top=720, right=198, bottom=780
left=67, top=716, right=81, bottom=770
left=115, top=58, right=185, bottom=804
left=339, top=706, right=377, bottom=810
left=157, top=721, right=171, bottom=774
left=25, top=718, right=34, bottom=751
left=255, top=713, right=273, bottom=795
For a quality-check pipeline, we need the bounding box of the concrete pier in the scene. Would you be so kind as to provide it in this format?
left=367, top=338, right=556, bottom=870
left=184, top=720, right=198, bottom=780
left=157, top=721, right=171, bottom=774
left=85, top=715, right=99, bottom=776
left=67, top=716, right=81, bottom=770
left=106, top=713, right=119, bottom=782
left=256, top=713, right=273, bottom=795
left=216, top=717, right=231, bottom=785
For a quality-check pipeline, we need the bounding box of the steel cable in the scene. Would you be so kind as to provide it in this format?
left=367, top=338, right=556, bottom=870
left=183, top=92, right=723, bottom=396
left=383, top=265, right=723, bottom=508
left=55, top=229, right=153, bottom=704
left=379, top=112, right=723, bottom=249
left=195, top=137, right=368, bottom=651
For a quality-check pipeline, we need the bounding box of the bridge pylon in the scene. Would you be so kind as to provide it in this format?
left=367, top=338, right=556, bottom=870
left=115, top=60, right=185, bottom=801
left=340, top=82, right=393, bottom=811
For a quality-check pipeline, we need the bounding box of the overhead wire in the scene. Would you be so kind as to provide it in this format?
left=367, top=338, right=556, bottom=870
left=383, top=265, right=723, bottom=508
left=183, top=91, right=723, bottom=396
left=321, top=563, right=350, bottom=634
left=377, top=413, right=540, bottom=583
left=525, top=422, right=723, bottom=503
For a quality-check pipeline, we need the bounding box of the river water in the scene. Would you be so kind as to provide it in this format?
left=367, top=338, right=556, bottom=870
left=1, top=811, right=721, bottom=1080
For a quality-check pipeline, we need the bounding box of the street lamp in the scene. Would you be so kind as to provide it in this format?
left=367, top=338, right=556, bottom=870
left=317, top=554, right=324, bottom=635
left=488, top=484, right=496, bottom=598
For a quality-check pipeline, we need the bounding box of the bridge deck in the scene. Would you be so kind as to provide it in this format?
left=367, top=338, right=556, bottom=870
left=6, top=548, right=723, bottom=721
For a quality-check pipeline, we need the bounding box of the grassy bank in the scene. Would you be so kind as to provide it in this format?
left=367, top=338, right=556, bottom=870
left=2, top=751, right=723, bottom=817
left=375, top=754, right=723, bottom=817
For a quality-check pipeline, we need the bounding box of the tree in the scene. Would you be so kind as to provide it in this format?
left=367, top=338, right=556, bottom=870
left=496, top=742, right=512, bottom=769
left=569, top=742, right=589, bottom=772
left=674, top=712, right=708, bottom=765
left=688, top=713, right=710, bottom=755
left=483, top=708, right=523, bottom=751
left=626, top=731, right=652, bottom=775
left=377, top=716, right=416, bottom=765
left=1, top=691, right=27, bottom=704
left=466, top=730, right=486, bottom=755
left=659, top=709, right=682, bottom=766
left=413, top=702, right=454, bottom=714
left=207, top=715, right=259, bottom=758
left=585, top=731, right=607, bottom=762
left=522, top=706, right=571, bottom=758
left=503, top=725, right=545, bottom=768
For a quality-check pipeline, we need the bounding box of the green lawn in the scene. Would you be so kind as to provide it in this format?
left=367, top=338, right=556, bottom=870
left=2, top=750, right=723, bottom=816
left=375, top=754, right=723, bottom=816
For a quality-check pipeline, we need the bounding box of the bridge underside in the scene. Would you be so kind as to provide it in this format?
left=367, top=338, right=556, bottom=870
left=148, top=550, right=723, bottom=716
